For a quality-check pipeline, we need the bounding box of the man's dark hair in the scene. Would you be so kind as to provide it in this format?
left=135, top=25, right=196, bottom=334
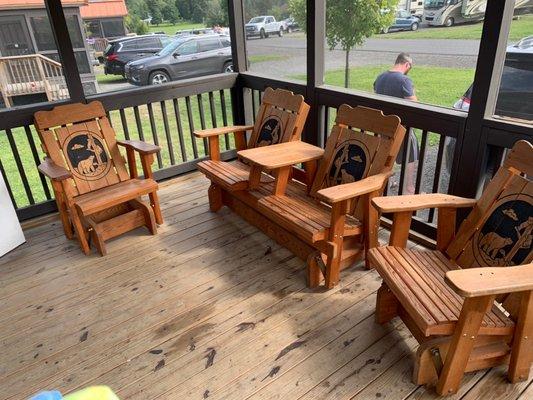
left=395, top=52, right=413, bottom=65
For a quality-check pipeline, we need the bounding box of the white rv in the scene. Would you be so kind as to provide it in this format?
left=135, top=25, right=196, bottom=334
left=424, top=0, right=532, bottom=27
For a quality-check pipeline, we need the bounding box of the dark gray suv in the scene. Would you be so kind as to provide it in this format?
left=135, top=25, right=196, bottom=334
left=125, top=35, right=233, bottom=86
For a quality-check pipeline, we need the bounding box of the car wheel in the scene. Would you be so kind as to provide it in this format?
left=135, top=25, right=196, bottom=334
left=260, top=29, right=265, bottom=39
left=222, top=62, right=234, bottom=73
left=445, top=17, right=454, bottom=27
left=411, top=22, right=419, bottom=31
left=287, top=27, right=293, bottom=34
left=278, top=28, right=283, bottom=37
left=149, top=71, right=170, bottom=85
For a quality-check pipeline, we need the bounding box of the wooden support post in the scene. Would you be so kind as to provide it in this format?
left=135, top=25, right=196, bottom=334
left=325, top=201, right=346, bottom=288
left=389, top=211, right=412, bottom=247
left=363, top=190, right=380, bottom=269
left=509, top=290, right=533, bottom=383
left=436, top=295, right=495, bottom=395
left=208, top=135, right=221, bottom=161
left=375, top=283, right=399, bottom=324
left=437, top=207, right=457, bottom=252
left=208, top=183, right=223, bottom=212
left=274, top=166, right=291, bottom=196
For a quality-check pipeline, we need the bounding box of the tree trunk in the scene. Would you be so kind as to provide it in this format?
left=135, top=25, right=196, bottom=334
left=344, top=49, right=350, bottom=88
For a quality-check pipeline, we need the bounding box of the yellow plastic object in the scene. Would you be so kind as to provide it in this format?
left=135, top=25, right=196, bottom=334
left=64, top=386, right=119, bottom=400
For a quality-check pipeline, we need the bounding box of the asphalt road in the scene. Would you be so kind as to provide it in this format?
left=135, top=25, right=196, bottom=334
left=98, top=35, right=480, bottom=92
left=246, top=34, right=480, bottom=77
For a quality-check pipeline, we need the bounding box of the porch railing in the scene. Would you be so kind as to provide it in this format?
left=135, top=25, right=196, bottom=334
left=0, top=73, right=238, bottom=221
left=0, top=54, right=68, bottom=108
left=0, top=70, right=529, bottom=244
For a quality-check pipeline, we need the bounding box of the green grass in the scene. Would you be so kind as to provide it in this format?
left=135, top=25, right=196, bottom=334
left=295, top=65, right=474, bottom=108
left=248, top=54, right=286, bottom=64
left=375, top=15, right=532, bottom=41
left=148, top=22, right=205, bottom=35
left=1, top=90, right=235, bottom=209
left=96, top=74, right=126, bottom=84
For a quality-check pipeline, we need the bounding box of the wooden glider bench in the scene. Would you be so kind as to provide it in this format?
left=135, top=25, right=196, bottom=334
left=35, top=101, right=163, bottom=256
left=198, top=103, right=406, bottom=288
left=368, top=140, right=533, bottom=395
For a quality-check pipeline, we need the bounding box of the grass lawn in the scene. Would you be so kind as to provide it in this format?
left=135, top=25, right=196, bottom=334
left=96, top=73, right=126, bottom=84
left=375, top=15, right=532, bottom=41
left=248, top=54, right=286, bottom=64
left=148, top=22, right=205, bottom=35
left=294, top=64, right=473, bottom=146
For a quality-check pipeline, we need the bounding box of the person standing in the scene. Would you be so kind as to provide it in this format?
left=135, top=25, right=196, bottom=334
left=374, top=52, right=419, bottom=194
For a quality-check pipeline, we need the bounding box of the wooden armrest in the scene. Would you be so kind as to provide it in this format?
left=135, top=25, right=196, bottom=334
left=117, top=140, right=161, bottom=155
left=317, top=172, right=392, bottom=203
left=194, top=125, right=254, bottom=138
left=446, top=264, right=533, bottom=297
left=38, top=158, right=72, bottom=181
left=372, top=193, right=477, bottom=213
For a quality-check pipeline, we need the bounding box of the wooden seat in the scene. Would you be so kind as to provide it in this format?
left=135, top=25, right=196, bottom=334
left=35, top=101, right=163, bottom=256
left=195, top=87, right=310, bottom=204
left=367, top=140, right=533, bottom=396
left=197, top=160, right=272, bottom=191
left=257, top=191, right=361, bottom=243
left=74, top=179, right=158, bottom=215
left=371, top=247, right=514, bottom=337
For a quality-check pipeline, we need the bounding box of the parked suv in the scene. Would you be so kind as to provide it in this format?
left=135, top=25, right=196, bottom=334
left=104, top=34, right=173, bottom=77
left=125, top=35, right=233, bottom=86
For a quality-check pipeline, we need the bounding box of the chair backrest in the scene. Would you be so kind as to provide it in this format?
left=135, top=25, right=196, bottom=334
left=446, top=140, right=533, bottom=270
left=34, top=101, right=130, bottom=197
left=247, top=87, right=310, bottom=149
left=309, top=104, right=406, bottom=219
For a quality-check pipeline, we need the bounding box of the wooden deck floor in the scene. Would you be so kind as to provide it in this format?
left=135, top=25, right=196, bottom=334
left=1, top=172, right=531, bottom=400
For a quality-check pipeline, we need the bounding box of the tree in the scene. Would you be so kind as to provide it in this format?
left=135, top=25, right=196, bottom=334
left=205, top=0, right=229, bottom=27
left=148, top=0, right=164, bottom=25
left=162, top=0, right=181, bottom=23
left=125, top=15, right=149, bottom=35
left=289, top=0, right=397, bottom=88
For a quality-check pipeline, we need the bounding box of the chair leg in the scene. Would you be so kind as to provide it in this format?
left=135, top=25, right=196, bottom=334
left=51, top=181, right=74, bottom=239
left=208, top=183, right=223, bottom=212
left=375, top=283, right=399, bottom=324
left=70, top=205, right=90, bottom=255
left=324, top=242, right=341, bottom=289
left=307, top=251, right=323, bottom=288
left=436, top=296, right=494, bottom=395
left=509, top=291, right=533, bottom=383
left=149, top=191, right=163, bottom=225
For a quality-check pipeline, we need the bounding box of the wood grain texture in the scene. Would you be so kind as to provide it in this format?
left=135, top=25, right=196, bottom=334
left=0, top=172, right=524, bottom=400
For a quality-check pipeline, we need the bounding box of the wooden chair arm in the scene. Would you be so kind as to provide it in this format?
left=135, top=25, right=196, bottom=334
left=194, top=125, right=254, bottom=138
left=372, top=194, right=477, bottom=213
left=445, top=264, right=533, bottom=298
left=38, top=157, right=72, bottom=181
left=117, top=140, right=161, bottom=155
left=317, top=172, right=392, bottom=204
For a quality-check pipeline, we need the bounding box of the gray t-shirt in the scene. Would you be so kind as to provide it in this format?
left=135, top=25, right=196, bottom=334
left=373, top=71, right=414, bottom=99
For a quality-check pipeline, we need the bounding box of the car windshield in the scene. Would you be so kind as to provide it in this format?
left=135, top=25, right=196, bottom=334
left=157, top=38, right=188, bottom=56
left=249, top=17, right=265, bottom=23
left=424, top=0, right=447, bottom=9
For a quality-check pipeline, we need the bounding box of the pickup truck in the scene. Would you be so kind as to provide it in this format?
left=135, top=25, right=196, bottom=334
left=245, top=16, right=284, bottom=39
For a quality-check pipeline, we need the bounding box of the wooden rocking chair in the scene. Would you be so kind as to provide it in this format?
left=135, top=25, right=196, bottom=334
left=367, top=140, right=533, bottom=395
left=35, top=101, right=163, bottom=256
left=195, top=87, right=310, bottom=209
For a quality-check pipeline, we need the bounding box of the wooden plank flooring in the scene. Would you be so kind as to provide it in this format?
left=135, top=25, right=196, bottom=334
left=1, top=172, right=531, bottom=400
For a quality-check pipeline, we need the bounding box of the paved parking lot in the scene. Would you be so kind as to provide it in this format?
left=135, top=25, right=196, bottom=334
left=246, top=35, right=480, bottom=77
left=97, top=34, right=480, bottom=93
